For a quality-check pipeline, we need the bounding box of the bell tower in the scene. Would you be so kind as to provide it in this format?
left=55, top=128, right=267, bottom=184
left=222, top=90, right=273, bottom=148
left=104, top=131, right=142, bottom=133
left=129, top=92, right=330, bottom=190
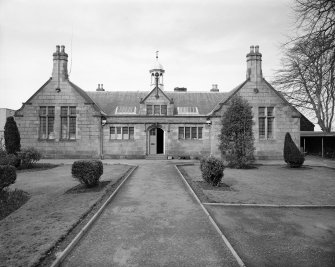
left=149, top=51, right=165, bottom=90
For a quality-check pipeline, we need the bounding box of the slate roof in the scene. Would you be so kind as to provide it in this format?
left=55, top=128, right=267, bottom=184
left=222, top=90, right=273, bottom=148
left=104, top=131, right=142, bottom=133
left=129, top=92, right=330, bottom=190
left=86, top=90, right=231, bottom=116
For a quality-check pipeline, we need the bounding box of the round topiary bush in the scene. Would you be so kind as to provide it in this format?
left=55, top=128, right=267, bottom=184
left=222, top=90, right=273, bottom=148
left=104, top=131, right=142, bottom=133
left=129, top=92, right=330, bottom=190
left=71, top=160, right=104, bottom=188
left=200, top=156, right=225, bottom=186
left=284, top=132, right=305, bottom=168
left=0, top=165, right=17, bottom=191
left=18, top=147, right=42, bottom=168
left=0, top=150, right=20, bottom=167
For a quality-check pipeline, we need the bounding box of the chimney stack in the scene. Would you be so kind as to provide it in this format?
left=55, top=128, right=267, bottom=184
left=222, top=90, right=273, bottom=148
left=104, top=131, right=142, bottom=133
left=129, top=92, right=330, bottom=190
left=52, top=45, right=68, bottom=82
left=246, top=45, right=262, bottom=82
left=96, top=83, right=105, bottom=91
left=210, top=84, right=219, bottom=92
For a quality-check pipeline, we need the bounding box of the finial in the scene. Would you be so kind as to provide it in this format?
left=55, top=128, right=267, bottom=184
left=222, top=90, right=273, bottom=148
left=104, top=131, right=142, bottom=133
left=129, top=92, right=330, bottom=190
left=156, top=50, right=159, bottom=60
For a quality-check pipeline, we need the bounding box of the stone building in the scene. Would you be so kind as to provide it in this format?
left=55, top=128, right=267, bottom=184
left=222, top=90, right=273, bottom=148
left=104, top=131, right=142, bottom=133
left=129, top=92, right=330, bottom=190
left=14, top=45, right=311, bottom=159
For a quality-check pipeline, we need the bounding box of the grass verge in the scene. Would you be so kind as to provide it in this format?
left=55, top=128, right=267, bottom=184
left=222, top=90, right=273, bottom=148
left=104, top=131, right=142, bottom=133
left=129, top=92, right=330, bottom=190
left=0, top=164, right=132, bottom=267
left=0, top=188, right=30, bottom=220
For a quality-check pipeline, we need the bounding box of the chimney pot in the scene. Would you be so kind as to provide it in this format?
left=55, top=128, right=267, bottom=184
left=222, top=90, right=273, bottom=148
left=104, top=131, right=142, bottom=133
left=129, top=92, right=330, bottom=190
left=101, top=84, right=103, bottom=89
left=255, top=45, right=259, bottom=53
left=250, top=45, right=254, bottom=53
left=56, top=45, right=60, bottom=52
left=61, top=45, right=65, bottom=53
left=210, top=84, right=219, bottom=92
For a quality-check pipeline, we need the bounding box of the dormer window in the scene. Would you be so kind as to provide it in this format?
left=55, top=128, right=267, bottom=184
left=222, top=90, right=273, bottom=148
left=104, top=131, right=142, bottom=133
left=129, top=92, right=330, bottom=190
left=115, top=106, right=137, bottom=115
left=177, top=107, right=199, bottom=115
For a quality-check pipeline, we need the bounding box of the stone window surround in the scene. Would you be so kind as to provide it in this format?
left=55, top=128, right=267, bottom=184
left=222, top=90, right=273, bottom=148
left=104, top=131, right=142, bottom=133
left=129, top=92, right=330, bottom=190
left=178, top=126, right=203, bottom=140
left=39, top=106, right=55, bottom=140
left=146, top=104, right=167, bottom=116
left=60, top=106, right=77, bottom=141
left=258, top=106, right=274, bottom=140
left=110, top=126, right=135, bottom=141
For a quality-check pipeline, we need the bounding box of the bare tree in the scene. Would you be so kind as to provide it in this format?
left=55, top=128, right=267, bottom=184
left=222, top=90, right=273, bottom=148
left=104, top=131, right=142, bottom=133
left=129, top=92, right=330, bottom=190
left=274, top=0, right=335, bottom=132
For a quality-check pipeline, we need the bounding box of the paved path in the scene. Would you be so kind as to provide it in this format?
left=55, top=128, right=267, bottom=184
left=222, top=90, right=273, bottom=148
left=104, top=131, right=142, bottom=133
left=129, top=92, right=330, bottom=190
left=62, top=161, right=239, bottom=267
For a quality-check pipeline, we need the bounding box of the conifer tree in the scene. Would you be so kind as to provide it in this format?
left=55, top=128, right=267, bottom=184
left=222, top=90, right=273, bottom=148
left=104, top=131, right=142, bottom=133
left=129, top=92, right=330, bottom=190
left=219, top=95, right=255, bottom=168
left=4, top=116, right=21, bottom=154
left=283, top=132, right=304, bottom=167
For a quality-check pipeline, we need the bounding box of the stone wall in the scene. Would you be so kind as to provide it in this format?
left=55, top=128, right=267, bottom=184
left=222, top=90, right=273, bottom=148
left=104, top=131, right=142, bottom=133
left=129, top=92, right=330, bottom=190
left=212, top=79, right=300, bottom=160
left=15, top=79, right=101, bottom=158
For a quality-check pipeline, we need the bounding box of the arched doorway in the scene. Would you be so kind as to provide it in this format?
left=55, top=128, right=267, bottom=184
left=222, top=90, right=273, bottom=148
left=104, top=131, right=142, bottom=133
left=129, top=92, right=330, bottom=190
left=149, top=128, right=164, bottom=154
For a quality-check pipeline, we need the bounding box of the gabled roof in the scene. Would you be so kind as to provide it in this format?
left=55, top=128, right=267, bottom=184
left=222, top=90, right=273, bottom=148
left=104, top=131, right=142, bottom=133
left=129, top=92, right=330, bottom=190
left=140, top=86, right=173, bottom=104
left=15, top=78, right=52, bottom=116
left=208, top=80, right=248, bottom=116
left=86, top=90, right=230, bottom=116
left=15, top=78, right=106, bottom=117
left=67, top=81, right=106, bottom=115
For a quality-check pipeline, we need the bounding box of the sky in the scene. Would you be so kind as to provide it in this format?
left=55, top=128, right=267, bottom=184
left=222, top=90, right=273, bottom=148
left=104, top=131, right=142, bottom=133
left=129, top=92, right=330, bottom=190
left=0, top=0, right=294, bottom=111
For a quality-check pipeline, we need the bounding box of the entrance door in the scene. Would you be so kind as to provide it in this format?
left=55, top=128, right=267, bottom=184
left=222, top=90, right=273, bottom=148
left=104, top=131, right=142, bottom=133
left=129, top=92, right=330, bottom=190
left=149, top=128, right=157, bottom=154
left=149, top=128, right=164, bottom=154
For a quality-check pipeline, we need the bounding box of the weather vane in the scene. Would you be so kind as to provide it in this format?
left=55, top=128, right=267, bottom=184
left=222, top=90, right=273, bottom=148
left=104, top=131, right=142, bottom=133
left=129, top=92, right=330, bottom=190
left=156, top=50, right=159, bottom=59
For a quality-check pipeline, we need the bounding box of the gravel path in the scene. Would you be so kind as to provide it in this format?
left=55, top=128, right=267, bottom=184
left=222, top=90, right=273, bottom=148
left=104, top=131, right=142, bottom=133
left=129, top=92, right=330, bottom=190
left=62, top=161, right=239, bottom=266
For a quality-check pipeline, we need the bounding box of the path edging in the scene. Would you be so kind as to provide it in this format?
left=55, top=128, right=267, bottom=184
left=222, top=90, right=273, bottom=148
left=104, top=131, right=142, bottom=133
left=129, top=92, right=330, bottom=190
left=175, top=164, right=246, bottom=267
left=203, top=203, right=335, bottom=208
left=50, top=165, right=138, bottom=267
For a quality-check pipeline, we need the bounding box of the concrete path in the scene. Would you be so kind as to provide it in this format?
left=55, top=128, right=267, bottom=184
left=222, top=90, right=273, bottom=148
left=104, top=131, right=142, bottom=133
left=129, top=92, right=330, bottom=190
left=62, top=161, right=239, bottom=267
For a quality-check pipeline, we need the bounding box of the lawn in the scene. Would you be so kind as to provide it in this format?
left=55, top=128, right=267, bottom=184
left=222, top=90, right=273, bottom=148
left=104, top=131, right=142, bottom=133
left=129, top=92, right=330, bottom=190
left=0, top=163, right=132, bottom=267
left=181, top=164, right=335, bottom=205
left=179, top=163, right=335, bottom=266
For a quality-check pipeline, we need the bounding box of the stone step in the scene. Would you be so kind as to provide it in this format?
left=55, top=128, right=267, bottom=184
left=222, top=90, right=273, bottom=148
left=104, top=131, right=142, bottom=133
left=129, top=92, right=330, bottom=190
left=146, top=154, right=167, bottom=160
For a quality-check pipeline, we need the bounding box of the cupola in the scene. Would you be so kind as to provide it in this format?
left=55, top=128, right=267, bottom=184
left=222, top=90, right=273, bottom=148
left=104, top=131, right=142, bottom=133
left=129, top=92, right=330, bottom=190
left=149, top=51, right=165, bottom=90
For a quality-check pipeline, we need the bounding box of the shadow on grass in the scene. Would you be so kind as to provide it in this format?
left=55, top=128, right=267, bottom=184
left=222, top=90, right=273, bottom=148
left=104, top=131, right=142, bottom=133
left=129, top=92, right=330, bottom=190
left=65, top=181, right=111, bottom=194
left=17, top=163, right=61, bottom=173
left=0, top=189, right=30, bottom=221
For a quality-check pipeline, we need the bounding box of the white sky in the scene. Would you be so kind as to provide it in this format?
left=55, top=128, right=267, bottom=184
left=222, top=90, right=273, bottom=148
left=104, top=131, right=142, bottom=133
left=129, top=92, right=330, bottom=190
left=0, top=0, right=294, bottom=111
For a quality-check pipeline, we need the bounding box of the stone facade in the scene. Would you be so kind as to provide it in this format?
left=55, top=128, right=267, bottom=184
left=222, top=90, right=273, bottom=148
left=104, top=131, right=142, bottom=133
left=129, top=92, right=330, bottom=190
left=14, top=45, right=309, bottom=159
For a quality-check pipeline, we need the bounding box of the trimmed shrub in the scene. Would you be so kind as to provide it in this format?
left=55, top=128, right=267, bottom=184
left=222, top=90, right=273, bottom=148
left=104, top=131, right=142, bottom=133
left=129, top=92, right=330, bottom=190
left=0, top=149, right=20, bottom=167
left=18, top=147, right=42, bottom=168
left=284, top=132, right=305, bottom=168
left=0, top=165, right=17, bottom=191
left=4, top=116, right=21, bottom=155
left=200, top=156, right=225, bottom=186
left=71, top=160, right=104, bottom=188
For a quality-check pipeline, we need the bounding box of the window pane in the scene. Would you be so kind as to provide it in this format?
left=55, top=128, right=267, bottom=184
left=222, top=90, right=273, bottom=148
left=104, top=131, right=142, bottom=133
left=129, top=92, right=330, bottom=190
left=69, top=117, right=76, bottom=139
left=48, top=117, right=55, bottom=139
left=161, top=105, right=167, bottom=115
left=198, top=127, right=203, bottom=139
left=191, top=127, right=197, bottom=139
left=110, top=127, right=115, bottom=139
left=178, top=127, right=184, bottom=139
left=150, top=129, right=156, bottom=136
left=259, top=107, right=265, bottom=116
left=154, top=105, right=160, bottom=115
left=40, top=117, right=46, bottom=139
left=267, top=107, right=274, bottom=117
left=70, top=107, right=76, bottom=115
left=147, top=105, right=152, bottom=115
left=259, top=117, right=265, bottom=139
left=61, top=117, right=68, bottom=139
left=122, top=127, right=129, bottom=140
left=48, top=106, right=55, bottom=116
left=40, top=106, right=46, bottom=115
left=116, top=127, right=122, bottom=140
left=61, top=107, right=68, bottom=116
left=129, top=127, right=134, bottom=140
left=185, top=127, right=190, bottom=139
left=267, top=117, right=274, bottom=139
